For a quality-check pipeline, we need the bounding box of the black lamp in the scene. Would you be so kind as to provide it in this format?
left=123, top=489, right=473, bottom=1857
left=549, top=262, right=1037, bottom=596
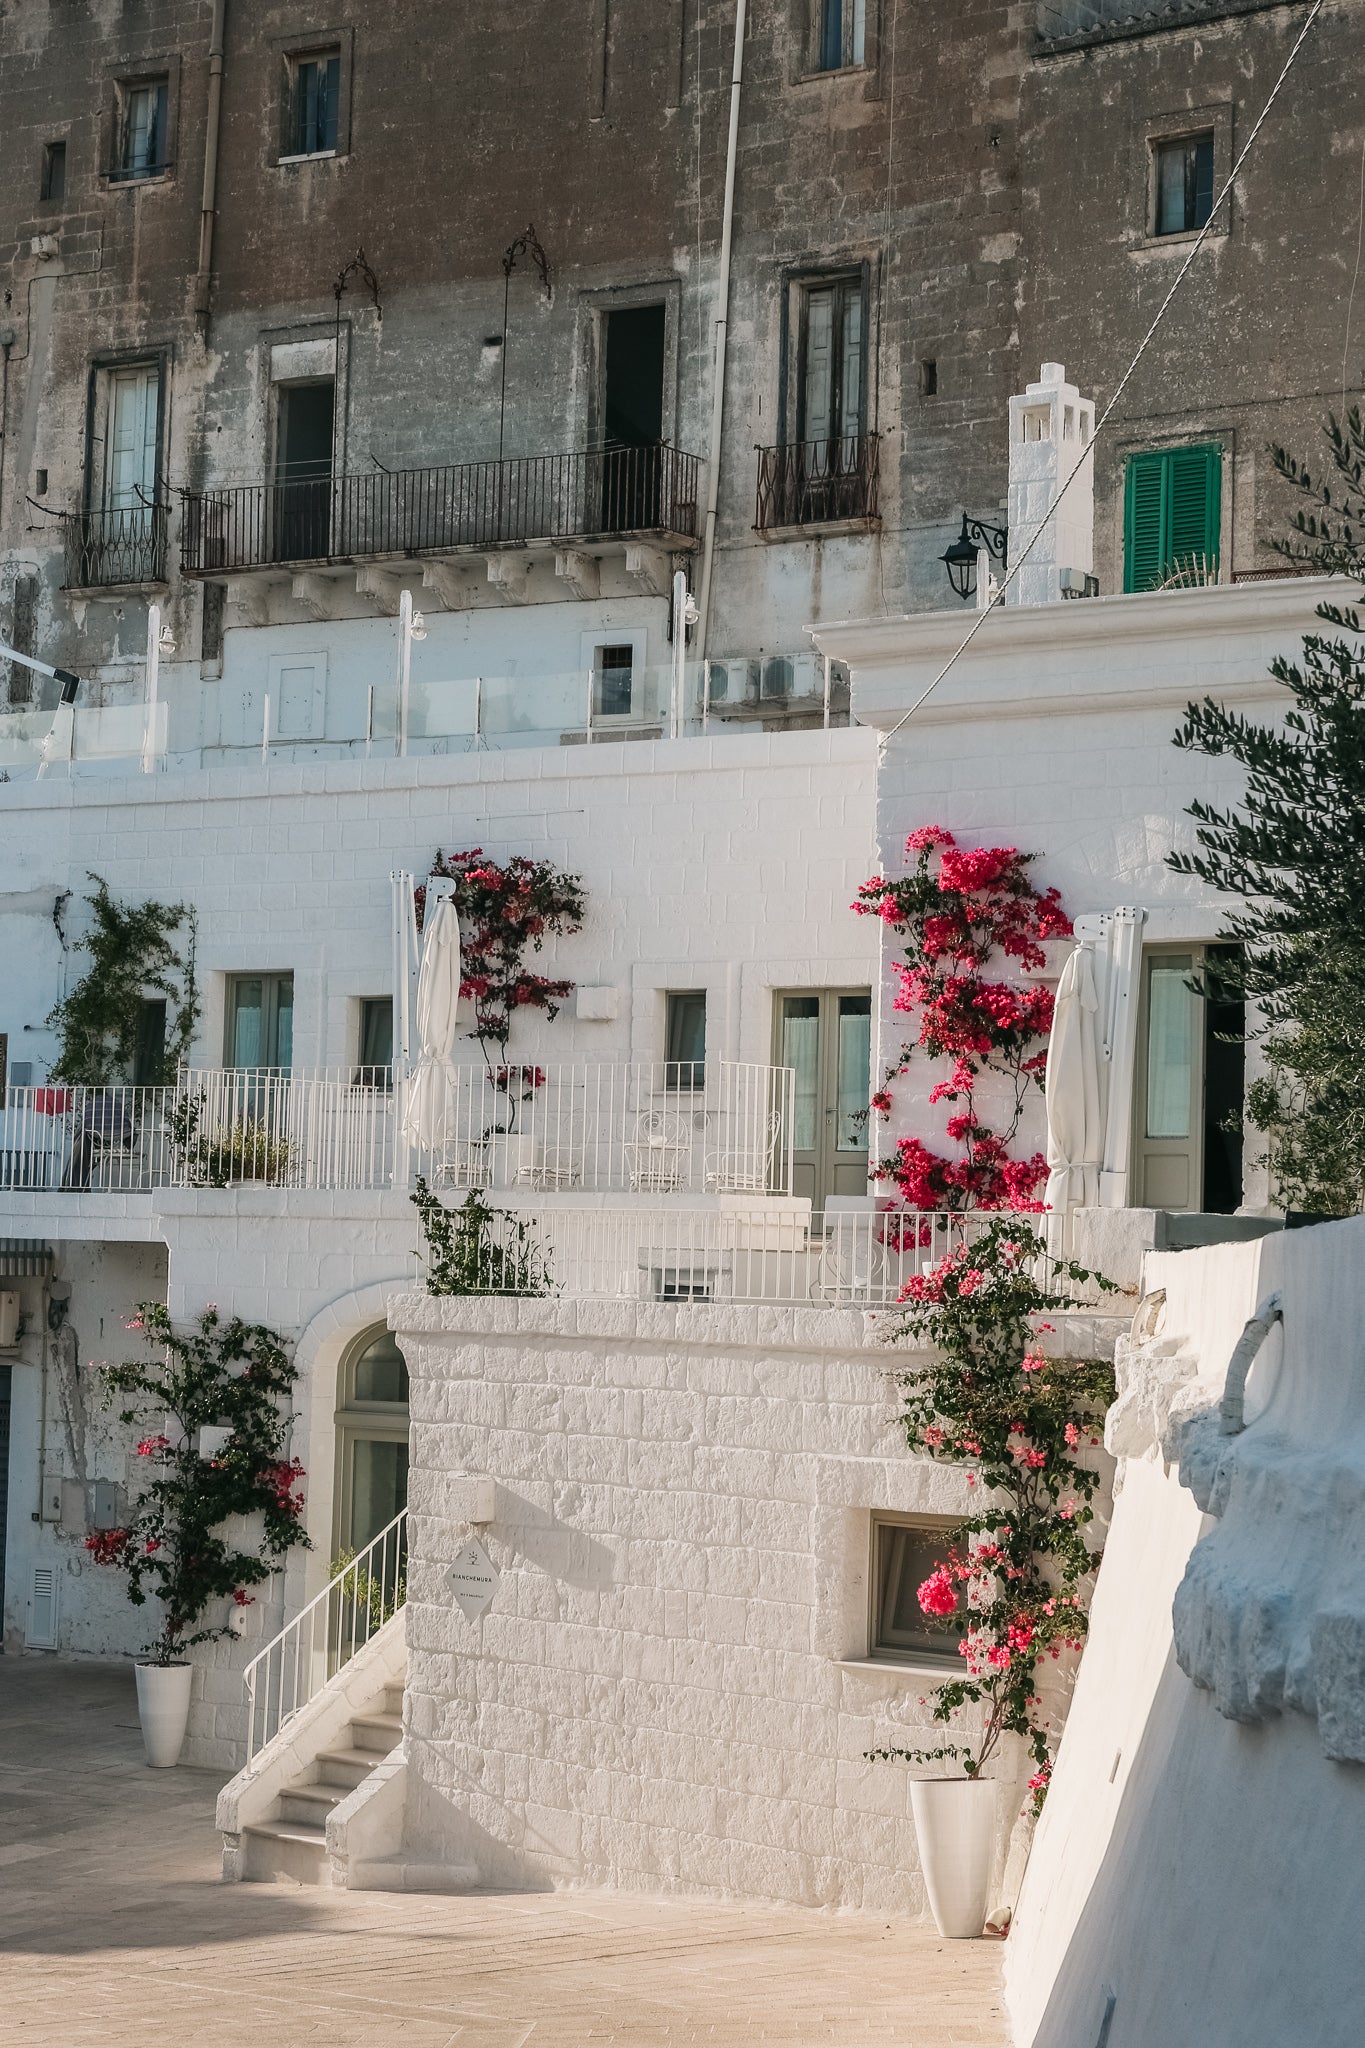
left=940, top=513, right=1008, bottom=602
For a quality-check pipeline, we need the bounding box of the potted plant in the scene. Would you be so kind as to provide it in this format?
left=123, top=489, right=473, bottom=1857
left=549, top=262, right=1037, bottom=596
left=84, top=1301, right=308, bottom=1767
left=868, top=1219, right=1115, bottom=1935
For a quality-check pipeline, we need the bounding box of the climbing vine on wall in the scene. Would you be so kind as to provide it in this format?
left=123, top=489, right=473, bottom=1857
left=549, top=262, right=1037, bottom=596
left=868, top=1219, right=1115, bottom=1810
left=85, top=1303, right=308, bottom=1666
left=47, top=874, right=200, bottom=1086
left=853, top=828, right=1070, bottom=1211
left=417, top=848, right=586, bottom=1073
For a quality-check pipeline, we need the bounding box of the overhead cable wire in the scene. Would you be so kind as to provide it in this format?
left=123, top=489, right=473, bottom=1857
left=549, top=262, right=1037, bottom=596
left=879, top=0, right=1327, bottom=749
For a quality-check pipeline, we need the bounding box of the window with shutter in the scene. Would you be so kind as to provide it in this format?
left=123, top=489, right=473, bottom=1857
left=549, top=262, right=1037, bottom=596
left=1123, top=444, right=1221, bottom=591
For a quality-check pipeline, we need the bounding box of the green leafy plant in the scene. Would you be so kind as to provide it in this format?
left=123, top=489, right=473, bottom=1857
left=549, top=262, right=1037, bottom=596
left=84, top=1303, right=308, bottom=1665
left=867, top=1219, right=1115, bottom=1811
left=412, top=1177, right=554, bottom=1296
left=169, top=1092, right=293, bottom=1186
left=48, top=875, right=199, bottom=1086
left=1171, top=411, right=1365, bottom=1213
left=330, top=1546, right=407, bottom=1631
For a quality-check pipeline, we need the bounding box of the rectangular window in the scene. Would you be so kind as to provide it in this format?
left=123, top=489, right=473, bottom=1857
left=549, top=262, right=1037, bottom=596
left=288, top=50, right=341, bottom=157
left=102, top=364, right=161, bottom=515
left=115, top=79, right=169, bottom=181
left=814, top=0, right=866, bottom=71
left=797, top=274, right=865, bottom=449
left=226, top=973, right=294, bottom=1070
left=1153, top=133, right=1214, bottom=236
left=870, top=1515, right=966, bottom=1664
left=40, top=141, right=66, bottom=202
left=356, top=998, right=393, bottom=1089
left=1123, top=444, right=1221, bottom=592
left=133, top=999, right=167, bottom=1087
left=665, top=990, right=706, bottom=1091
left=592, top=644, right=635, bottom=720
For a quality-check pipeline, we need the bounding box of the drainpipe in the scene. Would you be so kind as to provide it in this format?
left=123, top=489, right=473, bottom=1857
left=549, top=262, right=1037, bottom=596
left=0, top=329, right=14, bottom=540
left=193, top=0, right=228, bottom=338
left=694, top=0, right=747, bottom=664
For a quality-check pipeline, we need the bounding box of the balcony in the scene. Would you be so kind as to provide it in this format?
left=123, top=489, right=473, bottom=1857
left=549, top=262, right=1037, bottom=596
left=179, top=444, right=701, bottom=581
left=61, top=501, right=169, bottom=591
left=754, top=434, right=880, bottom=538
left=0, top=1060, right=794, bottom=1199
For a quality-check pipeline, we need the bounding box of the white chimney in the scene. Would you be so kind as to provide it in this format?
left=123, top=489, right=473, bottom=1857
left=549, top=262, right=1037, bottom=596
left=1005, top=363, right=1095, bottom=606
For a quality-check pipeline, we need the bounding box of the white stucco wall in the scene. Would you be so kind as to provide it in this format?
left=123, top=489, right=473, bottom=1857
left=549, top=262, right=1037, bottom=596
left=1005, top=1222, right=1365, bottom=2048
left=390, top=1292, right=1013, bottom=1912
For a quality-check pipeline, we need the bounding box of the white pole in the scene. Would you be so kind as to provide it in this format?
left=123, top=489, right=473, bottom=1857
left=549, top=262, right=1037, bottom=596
left=585, top=667, right=594, bottom=746
left=671, top=568, right=687, bottom=741
left=702, top=659, right=712, bottom=737
left=822, top=653, right=832, bottom=731
left=142, top=603, right=161, bottom=774
left=474, top=674, right=482, bottom=749
left=398, top=587, right=413, bottom=757
left=694, top=0, right=748, bottom=664
left=365, top=684, right=374, bottom=757
left=261, top=692, right=270, bottom=762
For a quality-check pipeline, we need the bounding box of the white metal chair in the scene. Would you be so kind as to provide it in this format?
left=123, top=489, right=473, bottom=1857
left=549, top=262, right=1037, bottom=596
left=704, top=1107, right=783, bottom=1193
left=624, top=1110, right=691, bottom=1192
left=814, top=1211, right=887, bottom=1306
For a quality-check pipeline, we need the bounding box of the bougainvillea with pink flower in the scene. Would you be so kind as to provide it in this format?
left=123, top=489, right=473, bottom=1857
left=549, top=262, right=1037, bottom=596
left=854, top=826, right=1071, bottom=1210
left=867, top=1217, right=1115, bottom=1811
left=85, top=1302, right=307, bottom=1665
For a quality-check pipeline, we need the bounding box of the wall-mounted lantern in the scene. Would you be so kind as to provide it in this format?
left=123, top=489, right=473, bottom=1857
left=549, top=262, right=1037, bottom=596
left=941, top=513, right=1008, bottom=603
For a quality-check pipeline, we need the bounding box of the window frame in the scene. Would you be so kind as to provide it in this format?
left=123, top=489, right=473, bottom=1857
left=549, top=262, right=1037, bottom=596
left=1122, top=441, right=1225, bottom=592
left=273, top=29, right=354, bottom=166
left=1136, top=103, right=1232, bottom=251
left=105, top=66, right=178, bottom=185
left=82, top=351, right=169, bottom=520
left=664, top=989, right=707, bottom=1093
left=792, top=0, right=880, bottom=83
left=223, top=971, right=295, bottom=1071
left=39, top=139, right=68, bottom=206
left=868, top=1511, right=967, bottom=1668
left=355, top=997, right=394, bottom=1090
left=1152, top=131, right=1214, bottom=238
left=333, top=1322, right=410, bottom=1560
left=778, top=260, right=875, bottom=453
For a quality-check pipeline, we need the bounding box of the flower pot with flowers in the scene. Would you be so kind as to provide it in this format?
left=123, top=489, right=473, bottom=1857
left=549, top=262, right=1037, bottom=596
left=868, top=1218, right=1115, bottom=1935
left=85, top=1302, right=309, bottom=1768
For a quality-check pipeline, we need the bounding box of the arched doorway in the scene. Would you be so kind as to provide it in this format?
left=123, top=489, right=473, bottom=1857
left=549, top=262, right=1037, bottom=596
left=333, top=1324, right=409, bottom=1561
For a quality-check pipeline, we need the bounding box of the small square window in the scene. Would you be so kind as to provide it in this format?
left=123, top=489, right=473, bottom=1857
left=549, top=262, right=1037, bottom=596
left=813, top=0, right=866, bottom=71
left=870, top=1514, right=967, bottom=1664
left=665, top=990, right=706, bottom=1091
left=288, top=50, right=341, bottom=157
left=1153, top=133, right=1214, bottom=236
left=116, top=79, right=169, bottom=181
left=40, top=141, right=66, bottom=202
left=592, top=644, right=634, bottom=720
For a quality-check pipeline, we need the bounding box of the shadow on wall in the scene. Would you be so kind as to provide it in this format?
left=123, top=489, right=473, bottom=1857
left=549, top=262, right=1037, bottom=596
left=1029, top=1644, right=1365, bottom=2048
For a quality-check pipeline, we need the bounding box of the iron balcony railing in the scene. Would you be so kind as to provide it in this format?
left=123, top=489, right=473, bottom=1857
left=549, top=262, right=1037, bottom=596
left=180, top=443, right=701, bottom=575
left=754, top=433, right=880, bottom=533
left=61, top=502, right=169, bottom=589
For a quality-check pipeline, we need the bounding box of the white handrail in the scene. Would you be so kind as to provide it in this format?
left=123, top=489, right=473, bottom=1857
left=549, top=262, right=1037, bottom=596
left=243, top=1506, right=408, bottom=1763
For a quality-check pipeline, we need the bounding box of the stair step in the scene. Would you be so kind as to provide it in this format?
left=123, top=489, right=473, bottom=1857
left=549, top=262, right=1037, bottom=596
left=350, top=1711, right=402, bottom=1753
left=278, top=1782, right=348, bottom=1822
left=315, top=1745, right=386, bottom=1788
left=244, top=1818, right=327, bottom=1848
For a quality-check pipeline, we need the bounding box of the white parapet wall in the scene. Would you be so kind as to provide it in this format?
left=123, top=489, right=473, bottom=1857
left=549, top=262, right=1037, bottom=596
left=389, top=1292, right=1025, bottom=1913
left=1005, top=1219, right=1365, bottom=2048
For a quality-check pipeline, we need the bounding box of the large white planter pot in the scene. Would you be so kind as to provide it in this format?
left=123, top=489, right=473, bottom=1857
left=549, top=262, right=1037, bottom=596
left=910, top=1776, right=997, bottom=1937
left=487, top=1134, right=537, bottom=1188
left=135, top=1662, right=193, bottom=1769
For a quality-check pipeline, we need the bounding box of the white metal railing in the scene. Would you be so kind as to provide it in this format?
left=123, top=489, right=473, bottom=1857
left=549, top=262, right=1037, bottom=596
left=244, top=1508, right=407, bottom=1763
left=0, top=1062, right=797, bottom=1199
left=411, top=1205, right=1106, bottom=1310
left=0, top=1083, right=177, bottom=1192
left=406, top=1059, right=797, bottom=1198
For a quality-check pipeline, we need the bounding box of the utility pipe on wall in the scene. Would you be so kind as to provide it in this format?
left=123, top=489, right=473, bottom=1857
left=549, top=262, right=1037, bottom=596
left=193, top=0, right=228, bottom=336
left=694, top=0, right=747, bottom=664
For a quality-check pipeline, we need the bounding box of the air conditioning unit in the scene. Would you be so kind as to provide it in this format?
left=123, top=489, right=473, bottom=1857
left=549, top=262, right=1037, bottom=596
left=27, top=1565, right=59, bottom=1649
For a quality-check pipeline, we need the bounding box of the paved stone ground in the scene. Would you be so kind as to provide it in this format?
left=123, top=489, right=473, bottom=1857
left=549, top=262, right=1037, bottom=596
left=0, top=1657, right=1006, bottom=2046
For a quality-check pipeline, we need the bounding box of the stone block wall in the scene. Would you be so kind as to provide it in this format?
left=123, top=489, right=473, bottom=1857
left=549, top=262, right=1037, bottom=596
left=393, top=1292, right=1005, bottom=1913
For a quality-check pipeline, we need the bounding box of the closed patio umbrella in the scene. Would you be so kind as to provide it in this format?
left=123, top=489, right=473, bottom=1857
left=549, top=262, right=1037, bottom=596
left=1044, top=943, right=1104, bottom=1219
left=401, top=893, right=462, bottom=1155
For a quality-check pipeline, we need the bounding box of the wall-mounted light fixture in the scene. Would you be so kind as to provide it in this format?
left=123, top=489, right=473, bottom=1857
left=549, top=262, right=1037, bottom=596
left=940, top=513, right=1008, bottom=603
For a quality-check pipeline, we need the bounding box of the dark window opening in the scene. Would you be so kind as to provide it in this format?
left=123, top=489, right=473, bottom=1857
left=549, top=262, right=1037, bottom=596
left=289, top=51, right=341, bottom=156
left=593, top=644, right=635, bottom=720
left=1202, top=943, right=1245, bottom=1214
left=815, top=0, right=866, bottom=70
left=665, top=990, right=706, bottom=1092
left=356, top=997, right=393, bottom=1089
left=600, top=304, right=666, bottom=532
left=1154, top=133, right=1214, bottom=236
left=797, top=275, right=864, bottom=447
left=116, top=80, right=169, bottom=181
left=919, top=358, right=937, bottom=398
left=200, top=580, right=226, bottom=668
left=40, top=141, right=66, bottom=202
left=273, top=380, right=334, bottom=562
left=871, top=1516, right=966, bottom=1663
left=133, top=999, right=167, bottom=1086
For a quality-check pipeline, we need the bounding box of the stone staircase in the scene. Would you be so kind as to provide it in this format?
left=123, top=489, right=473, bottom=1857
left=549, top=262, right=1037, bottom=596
left=238, top=1680, right=403, bottom=1884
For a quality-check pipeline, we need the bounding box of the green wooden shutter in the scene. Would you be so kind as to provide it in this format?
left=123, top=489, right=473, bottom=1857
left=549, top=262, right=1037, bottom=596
left=1124, top=452, right=1166, bottom=592
left=1124, top=444, right=1221, bottom=591
left=1167, top=444, right=1221, bottom=579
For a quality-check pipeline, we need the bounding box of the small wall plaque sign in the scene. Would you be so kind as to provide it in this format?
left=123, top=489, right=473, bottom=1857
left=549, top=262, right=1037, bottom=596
left=449, top=1537, right=499, bottom=1621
